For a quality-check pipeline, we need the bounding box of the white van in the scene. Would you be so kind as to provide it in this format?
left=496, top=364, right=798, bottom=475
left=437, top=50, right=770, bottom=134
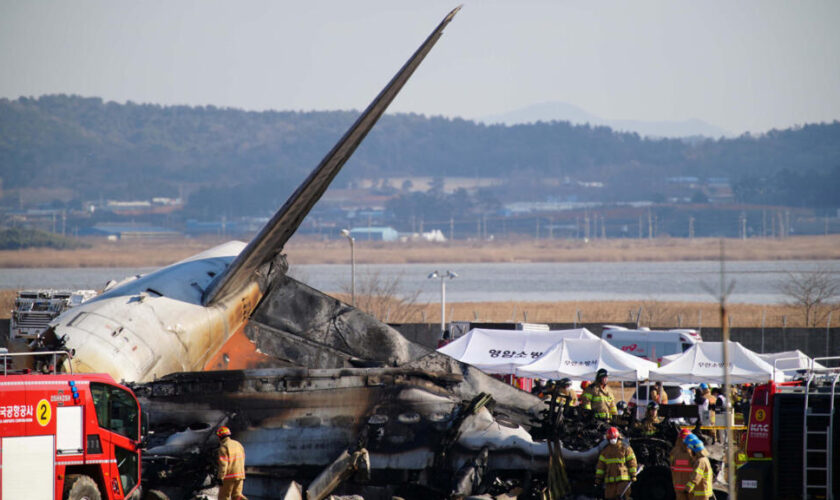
left=601, top=326, right=702, bottom=363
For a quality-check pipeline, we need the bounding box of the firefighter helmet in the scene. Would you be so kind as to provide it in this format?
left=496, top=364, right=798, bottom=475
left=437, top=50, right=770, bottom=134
left=558, top=378, right=572, bottom=388
left=581, top=380, right=590, bottom=389
left=216, top=426, right=231, bottom=438
left=647, top=401, right=659, bottom=410
left=686, top=436, right=705, bottom=453
left=679, top=428, right=692, bottom=440
left=596, top=368, right=609, bottom=380
left=606, top=427, right=620, bottom=439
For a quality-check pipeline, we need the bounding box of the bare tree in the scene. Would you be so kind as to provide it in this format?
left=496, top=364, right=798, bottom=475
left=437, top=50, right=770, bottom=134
left=778, top=268, right=840, bottom=327
left=339, top=270, right=423, bottom=323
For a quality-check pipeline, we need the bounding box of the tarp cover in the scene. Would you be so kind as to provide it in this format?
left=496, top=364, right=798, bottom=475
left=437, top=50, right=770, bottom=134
left=516, top=338, right=658, bottom=381
left=758, top=350, right=825, bottom=376
left=650, top=341, right=783, bottom=384
left=436, top=328, right=598, bottom=374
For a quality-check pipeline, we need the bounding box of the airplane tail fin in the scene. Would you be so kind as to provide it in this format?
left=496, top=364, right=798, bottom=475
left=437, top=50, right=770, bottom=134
left=203, top=7, right=461, bottom=305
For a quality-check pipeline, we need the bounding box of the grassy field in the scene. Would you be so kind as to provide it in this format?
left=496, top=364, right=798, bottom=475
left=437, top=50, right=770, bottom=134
left=1, top=234, right=839, bottom=268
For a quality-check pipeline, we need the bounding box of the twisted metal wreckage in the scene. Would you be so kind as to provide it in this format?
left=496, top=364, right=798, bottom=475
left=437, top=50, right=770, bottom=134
left=37, top=7, right=706, bottom=499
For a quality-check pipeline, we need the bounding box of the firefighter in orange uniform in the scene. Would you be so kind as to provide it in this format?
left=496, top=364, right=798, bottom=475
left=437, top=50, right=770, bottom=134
left=595, top=427, right=638, bottom=499
left=216, top=426, right=247, bottom=500
left=669, top=428, right=694, bottom=499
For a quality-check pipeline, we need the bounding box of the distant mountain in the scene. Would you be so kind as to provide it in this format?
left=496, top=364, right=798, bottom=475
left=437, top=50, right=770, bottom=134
left=480, top=101, right=731, bottom=139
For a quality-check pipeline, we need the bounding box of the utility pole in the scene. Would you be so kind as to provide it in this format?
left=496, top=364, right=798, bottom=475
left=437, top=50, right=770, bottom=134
left=689, top=216, right=695, bottom=239
left=535, top=216, right=540, bottom=240
left=548, top=216, right=554, bottom=240
left=638, top=215, right=643, bottom=239
left=647, top=209, right=653, bottom=240
left=584, top=212, right=590, bottom=240
left=450, top=217, right=455, bottom=241
left=601, top=215, right=606, bottom=239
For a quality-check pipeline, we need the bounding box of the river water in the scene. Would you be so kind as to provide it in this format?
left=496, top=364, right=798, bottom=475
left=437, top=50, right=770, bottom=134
left=2, top=260, right=837, bottom=304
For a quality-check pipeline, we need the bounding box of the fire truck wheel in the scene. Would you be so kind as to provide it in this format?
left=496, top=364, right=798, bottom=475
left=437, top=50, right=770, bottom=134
left=63, top=474, right=102, bottom=500
left=142, top=489, right=169, bottom=500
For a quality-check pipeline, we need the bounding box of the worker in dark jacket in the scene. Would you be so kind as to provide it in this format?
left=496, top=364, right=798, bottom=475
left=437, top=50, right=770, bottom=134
left=216, top=426, right=247, bottom=500
left=595, top=426, right=638, bottom=499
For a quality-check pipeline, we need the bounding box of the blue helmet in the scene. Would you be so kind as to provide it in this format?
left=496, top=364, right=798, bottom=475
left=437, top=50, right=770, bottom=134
left=699, top=383, right=709, bottom=390
left=687, top=438, right=705, bottom=453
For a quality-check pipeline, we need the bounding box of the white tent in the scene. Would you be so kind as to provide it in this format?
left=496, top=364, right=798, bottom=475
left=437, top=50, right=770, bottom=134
left=758, top=350, right=825, bottom=377
left=515, top=338, right=658, bottom=381
left=436, top=328, right=598, bottom=374
left=660, top=352, right=682, bottom=366
left=649, top=341, right=784, bottom=384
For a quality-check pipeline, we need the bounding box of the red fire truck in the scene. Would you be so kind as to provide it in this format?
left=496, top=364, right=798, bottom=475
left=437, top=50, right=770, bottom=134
left=0, top=351, right=145, bottom=500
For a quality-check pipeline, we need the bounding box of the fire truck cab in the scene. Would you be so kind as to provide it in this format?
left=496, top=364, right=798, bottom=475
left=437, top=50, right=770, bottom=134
left=0, top=352, right=144, bottom=500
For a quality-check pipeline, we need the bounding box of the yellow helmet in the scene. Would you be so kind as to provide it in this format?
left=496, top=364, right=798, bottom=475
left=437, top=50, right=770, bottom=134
left=216, top=426, right=231, bottom=438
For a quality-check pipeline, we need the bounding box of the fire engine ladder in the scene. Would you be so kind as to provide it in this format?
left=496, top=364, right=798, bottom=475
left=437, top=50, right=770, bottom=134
left=803, top=369, right=839, bottom=499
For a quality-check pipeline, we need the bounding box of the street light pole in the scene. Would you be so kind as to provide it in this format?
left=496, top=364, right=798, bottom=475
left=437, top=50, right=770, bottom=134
left=428, top=270, right=457, bottom=338
left=340, top=229, right=356, bottom=306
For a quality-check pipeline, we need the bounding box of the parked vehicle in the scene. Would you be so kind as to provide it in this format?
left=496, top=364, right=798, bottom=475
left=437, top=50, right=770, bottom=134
left=601, top=325, right=702, bottom=363
left=628, top=383, right=695, bottom=418
left=0, top=351, right=151, bottom=500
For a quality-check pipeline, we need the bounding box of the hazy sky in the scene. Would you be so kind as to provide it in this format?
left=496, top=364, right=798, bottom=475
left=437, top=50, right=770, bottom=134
left=2, top=1, right=838, bottom=134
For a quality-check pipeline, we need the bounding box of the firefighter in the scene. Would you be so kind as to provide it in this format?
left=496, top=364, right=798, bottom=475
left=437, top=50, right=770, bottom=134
left=582, top=368, right=618, bottom=421
left=216, top=426, right=247, bottom=500
left=578, top=380, right=591, bottom=405
left=684, top=434, right=714, bottom=499
left=556, top=378, right=578, bottom=407
left=669, top=428, right=694, bottom=500
left=595, top=427, right=638, bottom=500
left=614, top=400, right=632, bottom=427
left=636, top=401, right=661, bottom=436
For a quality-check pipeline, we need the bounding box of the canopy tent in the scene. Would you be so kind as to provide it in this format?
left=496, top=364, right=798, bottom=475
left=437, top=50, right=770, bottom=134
left=515, top=338, right=658, bottom=381
left=436, top=328, right=598, bottom=374
left=649, top=341, right=784, bottom=384
left=758, top=350, right=826, bottom=377
left=660, top=352, right=682, bottom=366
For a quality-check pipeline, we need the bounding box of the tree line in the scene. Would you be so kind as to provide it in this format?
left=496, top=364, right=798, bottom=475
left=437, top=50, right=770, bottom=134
left=1, top=95, right=839, bottom=217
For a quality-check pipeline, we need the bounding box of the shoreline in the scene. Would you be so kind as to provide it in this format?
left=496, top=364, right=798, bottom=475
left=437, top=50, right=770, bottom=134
left=1, top=234, right=839, bottom=268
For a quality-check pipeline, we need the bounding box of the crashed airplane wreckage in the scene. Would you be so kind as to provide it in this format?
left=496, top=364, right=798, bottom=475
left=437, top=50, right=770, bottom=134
left=34, top=6, right=690, bottom=499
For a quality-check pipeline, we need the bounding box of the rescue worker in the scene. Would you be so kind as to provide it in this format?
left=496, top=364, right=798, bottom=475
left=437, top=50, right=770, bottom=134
left=651, top=381, right=669, bottom=405
left=582, top=368, right=618, bottom=421
left=578, top=380, right=591, bottom=405
left=216, top=426, right=247, bottom=500
left=614, top=400, right=632, bottom=427
left=699, top=383, right=717, bottom=443
left=684, top=434, right=714, bottom=499
left=594, top=427, right=638, bottom=499
left=669, top=428, right=694, bottom=500
left=555, top=378, right=577, bottom=407
left=636, top=401, right=661, bottom=437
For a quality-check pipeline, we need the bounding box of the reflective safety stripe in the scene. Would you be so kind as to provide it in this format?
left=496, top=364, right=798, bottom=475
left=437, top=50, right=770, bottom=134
left=223, top=472, right=245, bottom=479
left=604, top=476, right=632, bottom=483
left=671, top=466, right=694, bottom=472
left=219, top=453, right=244, bottom=462
left=595, top=469, right=605, bottom=476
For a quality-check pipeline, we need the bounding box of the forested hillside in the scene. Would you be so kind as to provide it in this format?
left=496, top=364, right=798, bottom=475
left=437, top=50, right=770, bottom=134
left=1, top=95, right=839, bottom=214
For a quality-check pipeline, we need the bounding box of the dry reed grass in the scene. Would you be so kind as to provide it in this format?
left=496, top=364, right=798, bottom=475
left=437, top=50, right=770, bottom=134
left=328, top=294, right=807, bottom=328
left=1, top=235, right=839, bottom=268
